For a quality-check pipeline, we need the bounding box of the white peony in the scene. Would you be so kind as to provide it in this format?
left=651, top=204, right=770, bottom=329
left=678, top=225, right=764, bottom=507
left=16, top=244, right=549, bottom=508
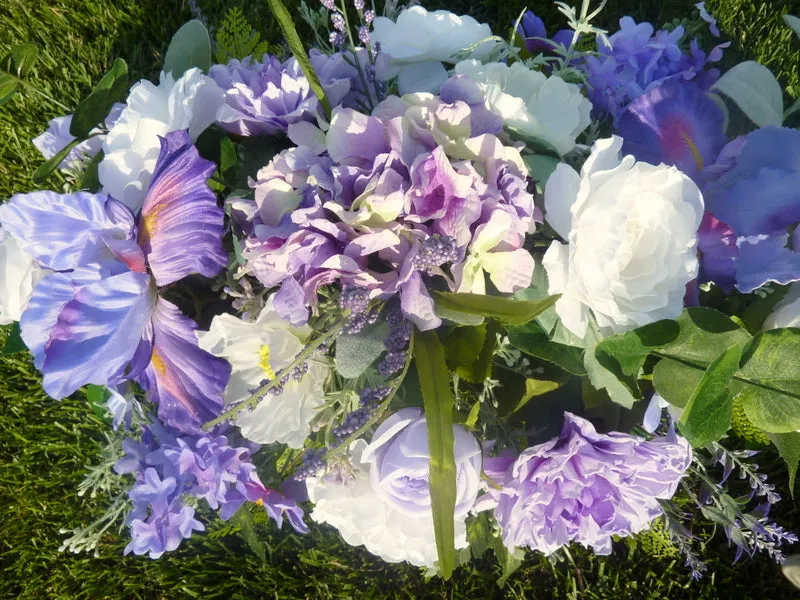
left=305, top=440, right=470, bottom=568
left=543, top=136, right=704, bottom=338
left=195, top=298, right=329, bottom=448
left=372, top=6, right=497, bottom=95
left=99, top=68, right=224, bottom=213
left=762, top=284, right=800, bottom=330
left=454, top=59, right=591, bottom=155
left=0, top=227, right=43, bottom=325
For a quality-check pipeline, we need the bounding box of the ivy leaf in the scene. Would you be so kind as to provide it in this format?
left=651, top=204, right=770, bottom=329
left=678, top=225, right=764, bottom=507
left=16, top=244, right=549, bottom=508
left=678, top=345, right=741, bottom=447
left=433, top=291, right=559, bottom=326
left=414, top=329, right=457, bottom=579
left=2, top=322, right=26, bottom=355
left=594, top=319, right=680, bottom=396
left=769, top=431, right=800, bottom=498
left=163, top=20, right=212, bottom=77
left=737, top=329, right=800, bottom=433
left=507, top=321, right=586, bottom=376
left=334, top=322, right=389, bottom=379
left=70, top=58, right=128, bottom=138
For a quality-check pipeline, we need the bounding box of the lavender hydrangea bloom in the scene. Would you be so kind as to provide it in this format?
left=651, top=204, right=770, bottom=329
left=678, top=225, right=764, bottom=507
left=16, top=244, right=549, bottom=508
left=479, top=413, right=691, bottom=555
left=116, top=420, right=307, bottom=558
left=244, top=77, right=537, bottom=329
left=32, top=103, right=125, bottom=170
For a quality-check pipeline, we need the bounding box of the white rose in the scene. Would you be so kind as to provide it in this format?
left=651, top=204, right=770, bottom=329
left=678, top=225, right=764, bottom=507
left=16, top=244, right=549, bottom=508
left=0, top=227, right=43, bottom=325
left=372, top=6, right=497, bottom=95
left=454, top=60, right=591, bottom=156
left=543, top=136, right=704, bottom=338
left=762, top=284, right=800, bottom=330
left=195, top=297, right=328, bottom=448
left=99, top=68, right=224, bottom=213
left=306, top=439, right=470, bottom=569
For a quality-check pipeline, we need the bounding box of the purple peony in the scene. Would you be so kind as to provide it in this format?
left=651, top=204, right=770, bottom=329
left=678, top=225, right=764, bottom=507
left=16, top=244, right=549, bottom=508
left=479, top=413, right=691, bottom=555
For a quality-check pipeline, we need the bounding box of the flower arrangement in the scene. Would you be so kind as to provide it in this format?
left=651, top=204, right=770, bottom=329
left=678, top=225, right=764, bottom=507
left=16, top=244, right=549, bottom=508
left=3, top=0, right=800, bottom=583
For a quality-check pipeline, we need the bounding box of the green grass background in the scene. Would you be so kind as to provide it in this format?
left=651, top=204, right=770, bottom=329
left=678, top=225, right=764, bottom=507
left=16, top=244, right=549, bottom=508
left=3, top=0, right=800, bottom=598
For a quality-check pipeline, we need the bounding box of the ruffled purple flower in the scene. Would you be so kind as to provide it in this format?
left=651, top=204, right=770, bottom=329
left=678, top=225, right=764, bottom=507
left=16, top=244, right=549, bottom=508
left=116, top=419, right=307, bottom=558
left=703, top=127, right=800, bottom=293
left=515, top=10, right=576, bottom=55
left=479, top=413, right=691, bottom=555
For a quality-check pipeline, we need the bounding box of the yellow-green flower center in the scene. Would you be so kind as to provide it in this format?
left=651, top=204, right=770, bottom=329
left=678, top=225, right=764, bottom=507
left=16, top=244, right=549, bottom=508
left=258, top=345, right=276, bottom=379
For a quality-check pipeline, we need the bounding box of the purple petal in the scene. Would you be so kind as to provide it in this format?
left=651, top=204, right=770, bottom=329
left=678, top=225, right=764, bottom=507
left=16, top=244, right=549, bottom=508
left=273, top=277, right=309, bottom=326
left=399, top=271, right=441, bottom=331
left=326, top=108, right=389, bottom=165
left=697, top=212, right=738, bottom=292
left=617, top=81, right=726, bottom=179
left=735, top=234, right=800, bottom=293
left=137, top=130, right=227, bottom=287
left=20, top=267, right=155, bottom=399
left=0, top=191, right=136, bottom=271
left=136, top=299, right=231, bottom=434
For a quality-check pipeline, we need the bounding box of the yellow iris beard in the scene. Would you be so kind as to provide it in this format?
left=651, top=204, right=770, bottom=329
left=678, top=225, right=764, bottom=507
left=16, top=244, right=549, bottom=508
left=682, top=131, right=704, bottom=172
left=258, top=345, right=276, bottom=379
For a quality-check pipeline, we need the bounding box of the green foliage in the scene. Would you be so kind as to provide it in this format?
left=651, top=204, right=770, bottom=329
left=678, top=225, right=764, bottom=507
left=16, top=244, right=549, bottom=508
left=0, top=43, right=38, bottom=106
left=163, top=19, right=212, bottom=76
left=414, top=329, right=457, bottom=579
left=442, top=323, right=498, bottom=384
left=583, top=321, right=637, bottom=409
left=69, top=58, right=128, bottom=138
left=507, top=321, right=587, bottom=376
left=712, top=60, right=784, bottom=127
left=334, top=322, right=389, bottom=379
left=731, top=396, right=771, bottom=445
left=215, top=6, right=273, bottom=63
left=433, top=291, right=559, bottom=325
left=769, top=431, right=800, bottom=497
left=1, top=322, right=25, bottom=354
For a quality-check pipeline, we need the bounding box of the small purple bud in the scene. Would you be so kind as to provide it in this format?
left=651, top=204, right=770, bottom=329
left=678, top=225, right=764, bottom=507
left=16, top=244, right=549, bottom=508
left=331, top=11, right=346, bottom=32
left=364, top=9, right=375, bottom=24
left=358, top=25, right=370, bottom=45
left=354, top=0, right=365, bottom=10
left=321, top=0, right=336, bottom=10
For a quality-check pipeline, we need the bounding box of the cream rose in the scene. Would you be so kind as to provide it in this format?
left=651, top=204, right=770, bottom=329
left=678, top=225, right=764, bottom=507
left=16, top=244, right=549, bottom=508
left=0, top=227, right=43, bottom=325
left=543, top=136, right=704, bottom=338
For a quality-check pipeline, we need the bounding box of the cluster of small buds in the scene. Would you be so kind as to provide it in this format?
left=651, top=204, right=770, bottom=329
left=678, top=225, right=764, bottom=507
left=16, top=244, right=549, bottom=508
left=340, top=285, right=378, bottom=334
left=321, top=0, right=336, bottom=9
left=359, top=385, right=392, bottom=409
left=329, top=31, right=345, bottom=48
left=249, top=376, right=286, bottom=398
left=377, top=309, right=412, bottom=376
left=353, top=0, right=365, bottom=10
left=365, top=64, right=377, bottom=82
left=293, top=448, right=328, bottom=481
left=364, top=10, right=375, bottom=24
left=358, top=25, right=371, bottom=45
left=332, top=407, right=372, bottom=442
left=412, top=235, right=459, bottom=275
left=291, top=363, right=309, bottom=382
left=331, top=11, right=346, bottom=32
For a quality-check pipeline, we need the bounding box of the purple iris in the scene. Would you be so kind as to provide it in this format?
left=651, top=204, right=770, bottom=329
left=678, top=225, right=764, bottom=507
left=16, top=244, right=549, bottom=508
left=702, top=127, right=800, bottom=293
left=516, top=10, right=576, bottom=55
left=616, top=81, right=727, bottom=179
left=0, top=130, right=230, bottom=433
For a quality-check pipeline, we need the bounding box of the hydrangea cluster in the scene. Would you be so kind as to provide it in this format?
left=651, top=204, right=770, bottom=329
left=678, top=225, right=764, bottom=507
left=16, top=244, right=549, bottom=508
left=479, top=413, right=692, bottom=554
left=244, top=74, right=537, bottom=331
left=115, top=420, right=306, bottom=558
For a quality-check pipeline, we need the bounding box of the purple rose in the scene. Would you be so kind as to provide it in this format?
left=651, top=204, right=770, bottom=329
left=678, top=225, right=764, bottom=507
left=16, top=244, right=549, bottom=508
left=361, top=407, right=482, bottom=518
left=480, top=413, right=691, bottom=555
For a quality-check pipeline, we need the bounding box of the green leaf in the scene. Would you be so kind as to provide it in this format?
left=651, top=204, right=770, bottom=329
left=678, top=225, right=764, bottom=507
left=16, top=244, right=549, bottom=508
left=738, top=329, right=800, bottom=433
left=466, top=513, right=492, bottom=560
left=652, top=357, right=705, bottom=409
left=0, top=73, right=20, bottom=106
left=1, top=43, right=39, bottom=78
left=80, top=150, right=104, bottom=192
left=215, top=7, right=275, bottom=63
left=2, top=322, right=26, bottom=355
left=523, top=154, right=560, bottom=191
left=678, top=345, right=741, bottom=446
left=232, top=506, right=267, bottom=565
left=512, top=379, right=562, bottom=414
left=219, top=136, right=237, bottom=177
left=163, top=20, right=212, bottom=77
left=443, top=323, right=498, bottom=384
left=464, top=400, right=481, bottom=429
left=712, top=61, right=783, bottom=127
left=583, top=322, right=637, bottom=409
left=266, top=0, right=331, bottom=119
left=334, top=322, right=389, bottom=379
left=507, top=321, right=586, bottom=376
left=70, top=58, right=129, bottom=138
left=85, top=384, right=111, bottom=420
left=32, top=138, right=82, bottom=184
left=433, top=291, right=559, bottom=326
left=594, top=319, right=680, bottom=395
left=414, top=329, right=457, bottom=579
left=784, top=14, right=800, bottom=40
left=769, top=431, right=800, bottom=497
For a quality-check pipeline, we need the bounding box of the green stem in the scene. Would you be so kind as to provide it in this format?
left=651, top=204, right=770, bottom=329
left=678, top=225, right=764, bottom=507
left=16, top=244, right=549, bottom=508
left=201, top=316, right=349, bottom=431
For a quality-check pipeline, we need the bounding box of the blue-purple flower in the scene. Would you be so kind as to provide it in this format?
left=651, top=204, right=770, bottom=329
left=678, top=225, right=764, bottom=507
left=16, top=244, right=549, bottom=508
left=0, top=130, right=230, bottom=433
left=479, top=413, right=692, bottom=555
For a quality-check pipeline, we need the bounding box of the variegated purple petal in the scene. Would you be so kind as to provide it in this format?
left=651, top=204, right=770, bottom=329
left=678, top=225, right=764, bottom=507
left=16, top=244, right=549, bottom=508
left=137, top=130, right=227, bottom=287
left=20, top=266, right=156, bottom=399
left=0, top=191, right=136, bottom=271
left=137, top=299, right=231, bottom=434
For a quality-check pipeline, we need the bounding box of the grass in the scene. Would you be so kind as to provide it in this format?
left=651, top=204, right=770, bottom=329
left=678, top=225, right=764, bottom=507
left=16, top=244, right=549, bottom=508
left=2, top=0, right=800, bottom=597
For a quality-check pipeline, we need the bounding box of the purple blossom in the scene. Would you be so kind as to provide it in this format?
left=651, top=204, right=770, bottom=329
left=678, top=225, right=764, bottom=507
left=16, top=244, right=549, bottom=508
left=696, top=2, right=720, bottom=37
left=479, top=413, right=692, bottom=555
